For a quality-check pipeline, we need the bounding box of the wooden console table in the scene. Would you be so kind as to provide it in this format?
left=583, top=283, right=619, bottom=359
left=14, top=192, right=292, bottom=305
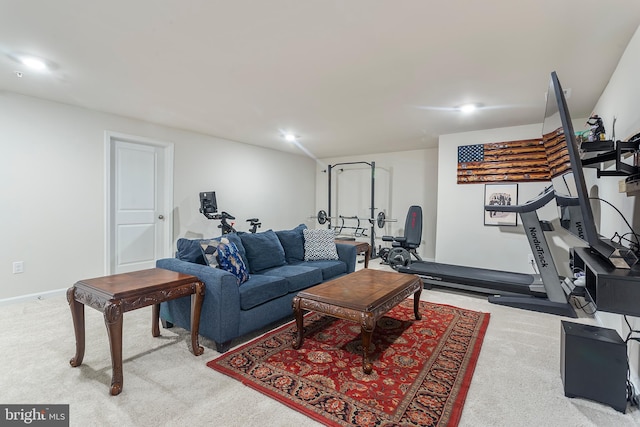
left=335, top=240, right=371, bottom=268
left=67, top=268, right=204, bottom=395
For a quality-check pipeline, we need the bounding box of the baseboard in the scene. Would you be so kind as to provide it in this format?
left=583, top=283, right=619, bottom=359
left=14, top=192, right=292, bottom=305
left=0, top=288, right=67, bottom=307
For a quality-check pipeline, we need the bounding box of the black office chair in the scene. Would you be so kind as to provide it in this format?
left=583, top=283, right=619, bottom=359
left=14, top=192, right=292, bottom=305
left=382, top=205, right=423, bottom=269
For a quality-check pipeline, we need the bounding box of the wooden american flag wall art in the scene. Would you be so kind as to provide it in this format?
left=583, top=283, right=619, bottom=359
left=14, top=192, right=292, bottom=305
left=457, top=137, right=555, bottom=184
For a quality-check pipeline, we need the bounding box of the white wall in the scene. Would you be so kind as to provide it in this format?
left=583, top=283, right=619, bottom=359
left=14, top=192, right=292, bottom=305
left=316, top=149, right=438, bottom=260
left=437, top=124, right=563, bottom=273
left=0, top=93, right=316, bottom=301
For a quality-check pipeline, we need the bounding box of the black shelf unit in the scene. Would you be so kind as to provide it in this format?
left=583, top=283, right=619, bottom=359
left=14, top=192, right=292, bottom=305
left=580, top=138, right=640, bottom=178
left=572, top=246, right=640, bottom=317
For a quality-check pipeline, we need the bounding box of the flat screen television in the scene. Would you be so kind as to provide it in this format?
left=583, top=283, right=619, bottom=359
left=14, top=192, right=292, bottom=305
left=543, top=71, right=637, bottom=269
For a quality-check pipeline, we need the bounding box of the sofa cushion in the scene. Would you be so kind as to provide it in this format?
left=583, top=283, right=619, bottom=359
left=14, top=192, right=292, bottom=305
left=303, top=229, right=339, bottom=261
left=295, top=260, right=347, bottom=280
left=177, top=238, right=207, bottom=265
left=240, top=230, right=287, bottom=273
left=261, top=264, right=323, bottom=293
left=217, top=239, right=250, bottom=285
left=275, top=224, right=307, bottom=263
left=238, top=275, right=288, bottom=310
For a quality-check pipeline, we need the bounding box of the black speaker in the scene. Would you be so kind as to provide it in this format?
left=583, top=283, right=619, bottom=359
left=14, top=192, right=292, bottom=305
left=560, top=320, right=628, bottom=413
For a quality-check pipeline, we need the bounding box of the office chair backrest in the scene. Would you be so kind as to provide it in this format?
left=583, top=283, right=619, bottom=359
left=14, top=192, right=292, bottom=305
left=404, top=205, right=422, bottom=248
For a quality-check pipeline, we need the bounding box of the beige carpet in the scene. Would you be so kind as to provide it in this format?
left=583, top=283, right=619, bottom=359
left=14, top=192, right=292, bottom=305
left=1, top=260, right=639, bottom=426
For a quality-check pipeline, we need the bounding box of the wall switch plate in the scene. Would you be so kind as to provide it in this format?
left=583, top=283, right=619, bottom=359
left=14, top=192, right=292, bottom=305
left=12, top=261, right=24, bottom=274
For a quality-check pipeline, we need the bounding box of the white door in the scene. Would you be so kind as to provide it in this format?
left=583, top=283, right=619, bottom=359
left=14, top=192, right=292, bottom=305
left=106, top=133, right=173, bottom=274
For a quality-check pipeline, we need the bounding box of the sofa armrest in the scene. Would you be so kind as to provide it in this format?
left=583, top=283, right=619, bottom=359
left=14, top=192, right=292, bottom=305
left=335, top=243, right=357, bottom=273
left=156, top=258, right=242, bottom=343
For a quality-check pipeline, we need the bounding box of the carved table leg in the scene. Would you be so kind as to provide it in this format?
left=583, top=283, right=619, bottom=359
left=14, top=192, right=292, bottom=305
left=292, top=296, right=304, bottom=349
left=361, top=313, right=376, bottom=374
left=190, top=282, right=205, bottom=356
left=152, top=303, right=161, bottom=337
left=414, top=286, right=422, bottom=320
left=104, top=301, right=124, bottom=396
left=67, top=287, right=85, bottom=367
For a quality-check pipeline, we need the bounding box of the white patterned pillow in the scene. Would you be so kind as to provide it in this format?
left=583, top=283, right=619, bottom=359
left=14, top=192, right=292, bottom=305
left=303, top=229, right=339, bottom=261
left=200, top=239, right=220, bottom=267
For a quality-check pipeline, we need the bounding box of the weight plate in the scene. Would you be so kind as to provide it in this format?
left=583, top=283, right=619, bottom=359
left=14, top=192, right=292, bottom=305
left=378, top=247, right=390, bottom=262
left=388, top=247, right=410, bottom=270
left=317, top=210, right=328, bottom=225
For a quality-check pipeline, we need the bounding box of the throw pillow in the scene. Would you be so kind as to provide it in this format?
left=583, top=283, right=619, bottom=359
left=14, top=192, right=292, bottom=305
left=217, top=238, right=250, bottom=285
left=177, top=238, right=208, bottom=265
left=199, top=239, right=220, bottom=267
left=276, top=224, right=307, bottom=263
left=224, top=233, right=250, bottom=268
left=303, top=228, right=339, bottom=261
left=239, top=230, right=287, bottom=273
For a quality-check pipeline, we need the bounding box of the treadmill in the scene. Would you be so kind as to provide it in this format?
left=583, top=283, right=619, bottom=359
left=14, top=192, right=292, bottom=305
left=398, top=186, right=576, bottom=317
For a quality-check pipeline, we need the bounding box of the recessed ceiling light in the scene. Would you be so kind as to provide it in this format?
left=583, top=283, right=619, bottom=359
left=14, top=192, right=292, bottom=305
left=19, top=56, right=48, bottom=71
left=284, top=133, right=297, bottom=142
left=458, top=103, right=480, bottom=113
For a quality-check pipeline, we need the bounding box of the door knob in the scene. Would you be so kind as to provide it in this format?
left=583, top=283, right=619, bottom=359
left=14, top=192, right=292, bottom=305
left=158, top=215, right=165, bottom=220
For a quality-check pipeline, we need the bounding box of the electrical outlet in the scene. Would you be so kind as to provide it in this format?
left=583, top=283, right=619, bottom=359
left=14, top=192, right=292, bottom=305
left=12, top=261, right=24, bottom=274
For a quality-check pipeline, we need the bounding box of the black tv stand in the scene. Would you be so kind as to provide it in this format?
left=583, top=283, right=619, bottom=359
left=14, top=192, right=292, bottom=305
left=572, top=246, right=640, bottom=317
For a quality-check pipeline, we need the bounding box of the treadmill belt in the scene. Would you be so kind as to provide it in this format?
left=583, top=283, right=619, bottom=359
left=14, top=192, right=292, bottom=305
left=398, top=260, right=539, bottom=295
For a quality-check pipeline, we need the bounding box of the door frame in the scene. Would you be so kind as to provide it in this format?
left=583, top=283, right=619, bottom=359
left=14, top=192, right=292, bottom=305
left=104, top=131, right=174, bottom=275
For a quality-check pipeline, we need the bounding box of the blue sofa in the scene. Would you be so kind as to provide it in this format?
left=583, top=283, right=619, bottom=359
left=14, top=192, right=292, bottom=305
left=156, top=225, right=357, bottom=352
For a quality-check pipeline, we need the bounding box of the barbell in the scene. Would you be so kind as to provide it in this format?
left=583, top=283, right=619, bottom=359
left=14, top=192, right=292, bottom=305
left=311, top=210, right=396, bottom=228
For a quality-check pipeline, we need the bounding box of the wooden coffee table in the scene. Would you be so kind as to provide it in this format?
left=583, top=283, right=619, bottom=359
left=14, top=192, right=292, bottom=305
left=67, top=268, right=205, bottom=395
left=292, top=269, right=422, bottom=374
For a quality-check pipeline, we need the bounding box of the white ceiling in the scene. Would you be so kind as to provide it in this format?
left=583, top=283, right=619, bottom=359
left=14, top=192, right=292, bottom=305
left=2, top=1, right=640, bottom=158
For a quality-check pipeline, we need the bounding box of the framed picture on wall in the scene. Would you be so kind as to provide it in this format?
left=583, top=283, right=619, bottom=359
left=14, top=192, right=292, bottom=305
left=484, top=183, right=518, bottom=226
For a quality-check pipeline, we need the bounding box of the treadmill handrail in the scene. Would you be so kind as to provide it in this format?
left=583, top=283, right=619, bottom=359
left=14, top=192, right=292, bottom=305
left=554, top=193, right=581, bottom=206
left=485, top=185, right=554, bottom=213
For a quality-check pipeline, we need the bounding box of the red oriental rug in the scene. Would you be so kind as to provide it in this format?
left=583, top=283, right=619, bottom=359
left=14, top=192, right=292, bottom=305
left=207, top=300, right=489, bottom=426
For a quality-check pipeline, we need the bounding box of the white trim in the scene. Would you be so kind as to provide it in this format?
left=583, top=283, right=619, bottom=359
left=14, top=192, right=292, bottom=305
left=104, top=131, right=174, bottom=275
left=0, top=288, right=67, bottom=306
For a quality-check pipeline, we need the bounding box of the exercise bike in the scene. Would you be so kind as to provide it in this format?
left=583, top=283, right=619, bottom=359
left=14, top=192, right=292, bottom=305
left=199, top=191, right=261, bottom=234
left=247, top=218, right=261, bottom=233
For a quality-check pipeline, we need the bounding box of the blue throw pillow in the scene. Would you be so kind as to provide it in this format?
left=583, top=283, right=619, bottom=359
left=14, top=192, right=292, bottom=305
left=240, top=229, right=287, bottom=273
left=217, top=239, right=250, bottom=285
left=223, top=232, right=249, bottom=267
left=276, top=224, right=307, bottom=262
